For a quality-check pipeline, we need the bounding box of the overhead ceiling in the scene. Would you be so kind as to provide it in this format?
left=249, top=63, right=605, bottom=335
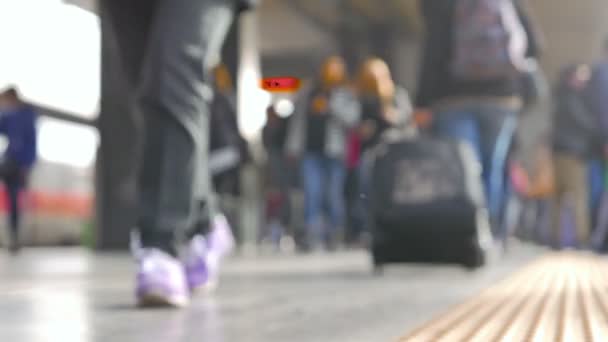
left=278, top=0, right=421, bottom=33
left=64, top=0, right=96, bottom=12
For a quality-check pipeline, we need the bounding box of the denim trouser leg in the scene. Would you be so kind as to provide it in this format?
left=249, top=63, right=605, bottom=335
left=477, top=107, right=517, bottom=231
left=267, top=150, right=291, bottom=226
left=435, top=105, right=517, bottom=234
left=588, top=159, right=604, bottom=228
left=6, top=182, right=20, bottom=241
left=0, top=160, right=23, bottom=243
left=302, top=153, right=325, bottom=244
left=105, top=0, right=235, bottom=254
left=325, top=157, right=346, bottom=237
left=434, top=111, right=482, bottom=162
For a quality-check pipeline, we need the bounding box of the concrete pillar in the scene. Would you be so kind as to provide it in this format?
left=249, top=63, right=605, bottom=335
left=369, top=23, right=395, bottom=67
left=391, top=36, right=421, bottom=92
left=335, top=4, right=370, bottom=75
left=236, top=10, right=265, bottom=255
left=336, top=25, right=368, bottom=75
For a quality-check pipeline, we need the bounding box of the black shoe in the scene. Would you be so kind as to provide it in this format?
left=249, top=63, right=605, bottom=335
left=295, top=239, right=312, bottom=254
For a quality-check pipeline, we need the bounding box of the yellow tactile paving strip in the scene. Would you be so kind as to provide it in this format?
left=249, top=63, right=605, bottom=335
left=400, top=252, right=608, bottom=342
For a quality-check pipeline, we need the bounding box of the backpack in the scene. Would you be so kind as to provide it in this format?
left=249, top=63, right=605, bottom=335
left=451, top=0, right=528, bottom=81
left=367, top=130, right=492, bottom=269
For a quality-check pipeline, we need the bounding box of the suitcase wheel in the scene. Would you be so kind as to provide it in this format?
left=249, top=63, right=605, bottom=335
left=463, top=246, right=486, bottom=270
left=372, top=263, right=384, bottom=276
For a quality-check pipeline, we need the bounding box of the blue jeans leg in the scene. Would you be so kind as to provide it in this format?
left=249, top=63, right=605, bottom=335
left=6, top=182, right=20, bottom=243
left=477, top=107, right=517, bottom=231
left=325, top=157, right=346, bottom=237
left=302, top=153, right=324, bottom=244
left=435, top=106, right=516, bottom=236
left=434, top=110, right=482, bottom=165
left=588, top=159, right=604, bottom=227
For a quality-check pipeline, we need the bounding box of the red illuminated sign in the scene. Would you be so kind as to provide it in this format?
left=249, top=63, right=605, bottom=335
left=261, top=77, right=301, bottom=92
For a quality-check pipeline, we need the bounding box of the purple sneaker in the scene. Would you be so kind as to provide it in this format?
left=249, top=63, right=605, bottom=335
left=135, top=248, right=189, bottom=308
left=184, top=214, right=235, bottom=292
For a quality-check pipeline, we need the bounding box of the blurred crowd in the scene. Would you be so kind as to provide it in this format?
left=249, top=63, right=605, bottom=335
left=210, top=55, right=414, bottom=252
left=211, top=1, right=608, bottom=256
left=5, top=0, right=608, bottom=308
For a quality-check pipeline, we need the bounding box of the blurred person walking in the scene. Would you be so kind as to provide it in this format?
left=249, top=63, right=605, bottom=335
left=261, top=104, right=291, bottom=250
left=354, top=58, right=412, bottom=241
left=103, top=0, right=258, bottom=308
left=286, top=56, right=361, bottom=251
left=209, top=63, right=250, bottom=245
left=0, top=87, right=37, bottom=254
left=343, top=127, right=362, bottom=247
left=550, top=64, right=597, bottom=249
left=210, top=63, right=249, bottom=196
left=586, top=38, right=608, bottom=251
left=504, top=59, right=553, bottom=246
left=415, top=0, right=542, bottom=237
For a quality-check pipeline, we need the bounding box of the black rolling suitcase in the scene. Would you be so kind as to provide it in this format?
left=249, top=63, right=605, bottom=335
left=367, top=130, right=493, bottom=271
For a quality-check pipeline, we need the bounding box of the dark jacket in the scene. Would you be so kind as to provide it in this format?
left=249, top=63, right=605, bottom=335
left=415, top=0, right=542, bottom=108
left=0, top=105, right=37, bottom=169
left=552, top=83, right=601, bottom=159
left=286, top=82, right=361, bottom=160
left=262, top=114, right=289, bottom=152
left=209, top=92, right=242, bottom=155
left=359, top=86, right=412, bottom=151
left=236, top=0, right=260, bottom=13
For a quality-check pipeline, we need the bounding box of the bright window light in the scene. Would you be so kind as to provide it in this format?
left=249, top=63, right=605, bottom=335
left=37, top=117, right=99, bottom=168
left=237, top=11, right=270, bottom=139
left=275, top=98, right=295, bottom=118
left=0, top=0, right=100, bottom=118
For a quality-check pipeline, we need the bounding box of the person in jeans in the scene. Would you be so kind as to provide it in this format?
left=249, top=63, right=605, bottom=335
left=103, top=0, right=257, bottom=308
left=550, top=64, right=597, bottom=249
left=415, top=0, right=542, bottom=236
left=286, top=56, right=361, bottom=251
left=0, top=87, right=37, bottom=254
left=586, top=37, right=608, bottom=245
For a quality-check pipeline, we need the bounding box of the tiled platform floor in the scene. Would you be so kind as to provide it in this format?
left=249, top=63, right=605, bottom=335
left=0, top=244, right=542, bottom=342
left=401, top=251, right=608, bottom=342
